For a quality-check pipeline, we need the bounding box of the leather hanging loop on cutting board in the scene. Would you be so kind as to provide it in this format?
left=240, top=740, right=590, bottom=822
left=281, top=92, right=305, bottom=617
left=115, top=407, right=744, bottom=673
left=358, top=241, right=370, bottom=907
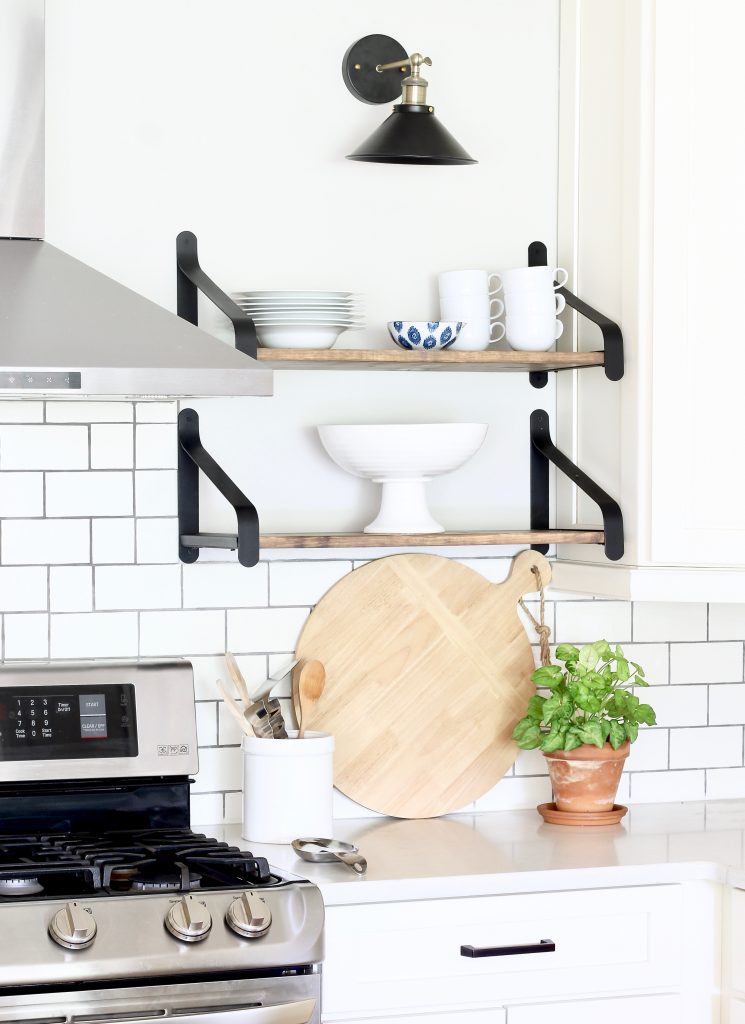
left=294, top=549, right=551, bottom=819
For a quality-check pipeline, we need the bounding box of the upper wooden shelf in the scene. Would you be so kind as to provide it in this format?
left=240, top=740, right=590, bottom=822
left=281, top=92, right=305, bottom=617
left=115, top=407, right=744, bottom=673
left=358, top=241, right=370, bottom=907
left=255, top=348, right=605, bottom=373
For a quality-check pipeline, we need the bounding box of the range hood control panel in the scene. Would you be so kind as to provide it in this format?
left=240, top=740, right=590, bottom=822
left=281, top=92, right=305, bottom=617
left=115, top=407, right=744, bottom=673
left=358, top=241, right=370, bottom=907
left=0, top=371, right=81, bottom=390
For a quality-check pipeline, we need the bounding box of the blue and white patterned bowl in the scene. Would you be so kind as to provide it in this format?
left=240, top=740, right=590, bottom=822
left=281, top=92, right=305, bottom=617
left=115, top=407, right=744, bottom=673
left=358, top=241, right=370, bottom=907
left=387, top=321, right=464, bottom=351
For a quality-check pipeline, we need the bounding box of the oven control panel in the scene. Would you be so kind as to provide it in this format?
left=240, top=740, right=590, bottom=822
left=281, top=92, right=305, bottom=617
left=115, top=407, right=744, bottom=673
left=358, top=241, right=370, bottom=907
left=0, top=684, right=137, bottom=761
left=0, top=660, right=197, bottom=781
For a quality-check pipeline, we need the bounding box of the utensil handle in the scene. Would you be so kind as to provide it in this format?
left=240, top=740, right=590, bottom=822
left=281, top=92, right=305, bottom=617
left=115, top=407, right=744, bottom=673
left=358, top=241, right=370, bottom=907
left=226, top=652, right=251, bottom=704
left=336, top=851, right=367, bottom=874
left=217, top=678, right=254, bottom=738
left=461, top=939, right=555, bottom=958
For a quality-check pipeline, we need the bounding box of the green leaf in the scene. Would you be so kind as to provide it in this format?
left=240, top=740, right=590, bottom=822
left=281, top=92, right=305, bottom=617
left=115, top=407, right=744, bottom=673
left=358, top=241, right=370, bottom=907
left=512, top=719, right=542, bottom=748
left=631, top=660, right=646, bottom=677
left=608, top=720, right=626, bottom=750
left=625, top=721, right=639, bottom=743
left=525, top=695, right=546, bottom=721
left=635, top=703, right=657, bottom=726
left=540, top=721, right=569, bottom=754
left=584, top=671, right=610, bottom=692
left=579, top=644, right=600, bottom=670
left=555, top=644, right=580, bottom=663
left=563, top=726, right=584, bottom=751
left=593, top=639, right=613, bottom=662
left=531, top=665, right=565, bottom=689
left=578, top=719, right=606, bottom=748
left=633, top=676, right=649, bottom=687
left=616, top=657, right=630, bottom=682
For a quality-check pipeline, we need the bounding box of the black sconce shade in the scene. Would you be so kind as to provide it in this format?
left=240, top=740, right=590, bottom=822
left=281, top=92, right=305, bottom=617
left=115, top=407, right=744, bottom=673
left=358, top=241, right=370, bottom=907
left=347, top=105, right=476, bottom=165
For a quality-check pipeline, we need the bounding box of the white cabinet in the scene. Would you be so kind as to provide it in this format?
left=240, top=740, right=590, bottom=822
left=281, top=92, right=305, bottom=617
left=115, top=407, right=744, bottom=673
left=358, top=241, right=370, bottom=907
left=552, top=0, right=745, bottom=600
left=507, top=994, right=682, bottom=1023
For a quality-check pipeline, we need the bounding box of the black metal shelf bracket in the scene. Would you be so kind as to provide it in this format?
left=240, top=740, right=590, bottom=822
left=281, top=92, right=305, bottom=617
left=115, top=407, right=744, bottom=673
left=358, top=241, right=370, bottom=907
left=176, top=231, right=259, bottom=359
left=530, top=409, right=624, bottom=561
left=178, top=408, right=259, bottom=568
left=527, top=240, right=624, bottom=389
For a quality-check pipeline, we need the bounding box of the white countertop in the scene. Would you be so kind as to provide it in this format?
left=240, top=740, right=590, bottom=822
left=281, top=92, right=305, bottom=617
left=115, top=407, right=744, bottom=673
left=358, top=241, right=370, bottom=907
left=204, top=799, right=745, bottom=905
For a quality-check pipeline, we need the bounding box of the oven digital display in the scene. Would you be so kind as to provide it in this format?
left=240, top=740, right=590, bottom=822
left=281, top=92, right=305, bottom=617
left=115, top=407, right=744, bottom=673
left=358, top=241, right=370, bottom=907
left=0, top=684, right=137, bottom=760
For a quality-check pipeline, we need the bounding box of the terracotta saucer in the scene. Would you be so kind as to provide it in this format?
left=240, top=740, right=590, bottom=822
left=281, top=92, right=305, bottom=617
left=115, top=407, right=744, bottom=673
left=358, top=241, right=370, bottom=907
left=536, top=802, right=628, bottom=826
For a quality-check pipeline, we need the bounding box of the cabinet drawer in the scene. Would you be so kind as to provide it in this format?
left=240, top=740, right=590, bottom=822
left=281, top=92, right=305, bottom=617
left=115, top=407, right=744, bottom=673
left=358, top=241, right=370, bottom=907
left=324, top=1012, right=505, bottom=1024
left=508, top=994, right=683, bottom=1023
left=323, top=885, right=682, bottom=1015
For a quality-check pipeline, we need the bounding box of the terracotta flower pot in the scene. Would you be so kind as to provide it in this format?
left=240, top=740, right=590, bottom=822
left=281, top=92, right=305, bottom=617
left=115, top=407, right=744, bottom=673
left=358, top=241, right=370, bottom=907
left=544, top=742, right=630, bottom=813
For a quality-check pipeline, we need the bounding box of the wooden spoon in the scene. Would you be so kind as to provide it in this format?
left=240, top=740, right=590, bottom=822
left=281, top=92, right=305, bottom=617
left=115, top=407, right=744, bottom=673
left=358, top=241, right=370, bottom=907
left=292, top=660, right=326, bottom=739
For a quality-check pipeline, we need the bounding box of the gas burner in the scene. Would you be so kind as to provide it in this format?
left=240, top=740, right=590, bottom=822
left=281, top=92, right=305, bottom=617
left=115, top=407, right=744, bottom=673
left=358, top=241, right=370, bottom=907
left=0, top=877, right=44, bottom=896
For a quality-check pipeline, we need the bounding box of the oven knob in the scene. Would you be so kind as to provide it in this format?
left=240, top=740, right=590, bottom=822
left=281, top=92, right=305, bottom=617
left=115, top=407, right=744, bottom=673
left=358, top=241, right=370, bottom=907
left=49, top=902, right=97, bottom=950
left=226, top=892, right=272, bottom=939
left=165, top=895, right=212, bottom=943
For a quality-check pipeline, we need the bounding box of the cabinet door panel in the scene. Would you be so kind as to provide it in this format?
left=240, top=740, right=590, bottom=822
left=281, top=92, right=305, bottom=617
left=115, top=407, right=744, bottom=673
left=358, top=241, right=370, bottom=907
left=323, top=885, right=682, bottom=1015
left=508, top=994, right=682, bottom=1023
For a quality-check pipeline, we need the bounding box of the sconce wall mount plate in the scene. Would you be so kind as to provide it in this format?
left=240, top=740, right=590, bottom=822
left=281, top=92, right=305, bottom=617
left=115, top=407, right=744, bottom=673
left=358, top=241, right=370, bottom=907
left=342, top=34, right=409, bottom=104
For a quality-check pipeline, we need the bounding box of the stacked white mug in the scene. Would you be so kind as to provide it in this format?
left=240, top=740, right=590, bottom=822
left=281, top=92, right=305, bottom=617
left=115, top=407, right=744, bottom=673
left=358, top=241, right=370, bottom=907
left=498, top=266, right=568, bottom=351
left=438, top=270, right=505, bottom=351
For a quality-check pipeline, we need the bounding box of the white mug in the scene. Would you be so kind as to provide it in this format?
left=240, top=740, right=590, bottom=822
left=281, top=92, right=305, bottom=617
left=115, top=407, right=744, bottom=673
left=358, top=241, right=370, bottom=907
left=504, top=291, right=566, bottom=316
left=497, top=266, right=568, bottom=293
left=438, top=269, right=502, bottom=297
left=449, top=316, right=505, bottom=350
left=505, top=314, right=563, bottom=352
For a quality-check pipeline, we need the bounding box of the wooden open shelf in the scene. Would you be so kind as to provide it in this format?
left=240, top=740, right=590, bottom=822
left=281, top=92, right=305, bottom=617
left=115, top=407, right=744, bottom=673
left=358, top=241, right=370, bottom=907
left=255, top=348, right=604, bottom=373
left=182, top=529, right=605, bottom=551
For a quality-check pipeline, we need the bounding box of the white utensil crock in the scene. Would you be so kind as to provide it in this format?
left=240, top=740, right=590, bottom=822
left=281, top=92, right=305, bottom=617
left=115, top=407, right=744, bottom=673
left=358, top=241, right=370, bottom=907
left=242, top=730, right=334, bottom=844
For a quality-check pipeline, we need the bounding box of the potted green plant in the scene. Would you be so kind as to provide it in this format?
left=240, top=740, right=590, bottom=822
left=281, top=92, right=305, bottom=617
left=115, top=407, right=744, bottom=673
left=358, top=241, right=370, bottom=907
left=512, top=640, right=657, bottom=815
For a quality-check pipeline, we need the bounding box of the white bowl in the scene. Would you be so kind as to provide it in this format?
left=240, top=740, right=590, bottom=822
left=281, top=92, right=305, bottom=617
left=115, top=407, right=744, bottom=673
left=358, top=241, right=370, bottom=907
left=317, top=423, right=488, bottom=533
left=257, top=324, right=350, bottom=349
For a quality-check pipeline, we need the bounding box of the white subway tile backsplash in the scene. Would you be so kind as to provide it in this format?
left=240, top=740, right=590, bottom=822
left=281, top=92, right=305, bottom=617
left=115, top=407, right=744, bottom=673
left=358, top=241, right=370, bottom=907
left=227, top=607, right=309, bottom=654
left=706, top=767, right=745, bottom=800
left=269, top=560, right=352, bottom=607
left=0, top=567, right=47, bottom=611
left=95, top=565, right=181, bottom=610
left=647, top=685, right=708, bottom=727
left=46, top=472, right=133, bottom=517
left=4, top=613, right=49, bottom=658
left=135, top=402, right=177, bottom=423
left=2, top=519, right=90, bottom=565
left=627, top=729, right=669, bottom=771
left=190, top=654, right=267, bottom=701
left=135, top=471, right=177, bottom=516
left=136, top=518, right=179, bottom=563
left=0, top=426, right=88, bottom=470
left=633, top=602, right=708, bottom=643
left=50, top=566, right=93, bottom=612
left=92, top=518, right=135, bottom=564
left=140, top=610, right=225, bottom=656
left=191, top=746, right=243, bottom=794
left=0, top=473, right=44, bottom=517
left=90, top=424, right=134, bottom=469
left=709, top=604, right=745, bottom=641
left=50, top=612, right=138, bottom=658
left=2, top=399, right=745, bottom=819
left=0, top=402, right=44, bottom=423
left=135, top=425, right=177, bottom=469
left=669, top=726, right=743, bottom=769
left=190, top=793, right=224, bottom=827
left=195, top=702, right=218, bottom=746
left=183, top=563, right=268, bottom=608
left=709, top=683, right=745, bottom=726
left=670, top=641, right=743, bottom=684
left=554, top=601, right=632, bottom=643
left=46, top=402, right=132, bottom=423
left=630, top=769, right=706, bottom=803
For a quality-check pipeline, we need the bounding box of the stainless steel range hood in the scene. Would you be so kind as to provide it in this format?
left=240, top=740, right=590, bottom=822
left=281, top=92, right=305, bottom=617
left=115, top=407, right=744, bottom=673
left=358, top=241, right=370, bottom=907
left=0, top=0, right=272, bottom=399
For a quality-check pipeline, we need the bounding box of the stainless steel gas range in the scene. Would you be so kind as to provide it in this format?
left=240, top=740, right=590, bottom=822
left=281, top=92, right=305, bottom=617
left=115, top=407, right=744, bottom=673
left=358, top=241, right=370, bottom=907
left=0, top=660, right=324, bottom=1024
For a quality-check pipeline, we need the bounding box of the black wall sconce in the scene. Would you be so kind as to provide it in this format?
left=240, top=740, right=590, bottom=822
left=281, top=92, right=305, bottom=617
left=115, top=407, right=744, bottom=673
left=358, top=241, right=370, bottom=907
left=342, top=34, right=476, bottom=165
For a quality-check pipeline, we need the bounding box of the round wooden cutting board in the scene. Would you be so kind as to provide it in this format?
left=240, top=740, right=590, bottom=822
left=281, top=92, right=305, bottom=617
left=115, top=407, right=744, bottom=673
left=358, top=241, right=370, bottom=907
left=294, top=550, right=551, bottom=818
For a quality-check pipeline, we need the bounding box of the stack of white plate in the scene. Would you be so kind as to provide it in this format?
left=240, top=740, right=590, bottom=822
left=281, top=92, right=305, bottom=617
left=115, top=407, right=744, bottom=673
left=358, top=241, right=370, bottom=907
left=231, top=290, right=364, bottom=349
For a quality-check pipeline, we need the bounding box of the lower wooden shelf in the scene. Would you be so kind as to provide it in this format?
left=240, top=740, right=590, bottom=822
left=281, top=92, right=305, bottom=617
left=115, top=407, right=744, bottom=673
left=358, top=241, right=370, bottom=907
left=255, top=348, right=604, bottom=372
left=182, top=529, right=605, bottom=551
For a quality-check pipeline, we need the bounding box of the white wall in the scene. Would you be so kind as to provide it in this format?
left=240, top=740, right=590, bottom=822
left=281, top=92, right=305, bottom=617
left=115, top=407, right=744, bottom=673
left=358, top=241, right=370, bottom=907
left=44, top=0, right=560, bottom=533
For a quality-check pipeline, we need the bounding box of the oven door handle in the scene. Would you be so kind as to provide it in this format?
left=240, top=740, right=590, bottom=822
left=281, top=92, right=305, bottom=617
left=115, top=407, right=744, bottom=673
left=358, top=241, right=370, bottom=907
left=73, top=1001, right=317, bottom=1024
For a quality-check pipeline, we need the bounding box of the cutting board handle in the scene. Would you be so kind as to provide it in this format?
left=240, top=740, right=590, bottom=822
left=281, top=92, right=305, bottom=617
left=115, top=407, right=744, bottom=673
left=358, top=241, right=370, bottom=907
left=501, top=549, right=552, bottom=601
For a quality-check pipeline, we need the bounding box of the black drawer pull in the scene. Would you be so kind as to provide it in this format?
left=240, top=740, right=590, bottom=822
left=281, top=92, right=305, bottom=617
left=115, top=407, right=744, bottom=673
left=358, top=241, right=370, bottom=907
left=460, top=939, right=555, bottom=958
